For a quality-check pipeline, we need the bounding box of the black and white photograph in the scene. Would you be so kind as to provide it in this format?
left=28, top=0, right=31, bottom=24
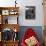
left=25, top=6, right=35, bottom=19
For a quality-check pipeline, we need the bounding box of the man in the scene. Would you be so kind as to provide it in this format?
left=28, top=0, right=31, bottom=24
left=21, top=28, right=41, bottom=46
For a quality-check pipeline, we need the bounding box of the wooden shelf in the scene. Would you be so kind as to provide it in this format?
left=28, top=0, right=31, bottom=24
left=0, top=7, right=19, bottom=10
left=2, top=40, right=19, bottom=42
left=0, top=40, right=19, bottom=46
left=0, top=7, right=19, bottom=46
left=0, top=24, right=20, bottom=32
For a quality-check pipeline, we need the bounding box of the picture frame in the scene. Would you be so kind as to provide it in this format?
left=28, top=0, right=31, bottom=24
left=25, top=6, right=35, bottom=19
left=9, top=10, right=18, bottom=15
left=2, top=10, right=9, bottom=15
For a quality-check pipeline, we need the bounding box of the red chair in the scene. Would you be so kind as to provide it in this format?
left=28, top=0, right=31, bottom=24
left=21, top=28, right=41, bottom=46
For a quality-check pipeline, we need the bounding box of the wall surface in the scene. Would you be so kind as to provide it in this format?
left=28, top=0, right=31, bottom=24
left=18, top=0, right=44, bottom=26
left=0, top=0, right=44, bottom=26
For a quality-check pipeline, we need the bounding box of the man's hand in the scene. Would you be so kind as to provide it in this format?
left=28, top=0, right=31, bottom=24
left=25, top=36, right=38, bottom=46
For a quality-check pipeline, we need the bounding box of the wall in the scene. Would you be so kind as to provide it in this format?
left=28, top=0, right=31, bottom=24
left=18, top=0, right=44, bottom=26
left=0, top=0, right=44, bottom=26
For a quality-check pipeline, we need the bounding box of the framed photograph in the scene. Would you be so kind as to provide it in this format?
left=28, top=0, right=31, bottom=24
left=2, top=10, right=9, bottom=15
left=9, top=10, right=18, bottom=15
left=25, top=6, right=35, bottom=19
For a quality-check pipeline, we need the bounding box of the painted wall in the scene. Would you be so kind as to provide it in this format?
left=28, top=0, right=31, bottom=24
left=0, top=0, right=44, bottom=26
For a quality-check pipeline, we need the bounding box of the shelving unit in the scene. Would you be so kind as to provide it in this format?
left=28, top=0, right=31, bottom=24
left=0, top=7, right=20, bottom=46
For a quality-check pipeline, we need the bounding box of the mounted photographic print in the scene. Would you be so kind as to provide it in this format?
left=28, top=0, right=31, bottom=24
left=25, top=6, right=35, bottom=19
left=2, top=10, right=9, bottom=15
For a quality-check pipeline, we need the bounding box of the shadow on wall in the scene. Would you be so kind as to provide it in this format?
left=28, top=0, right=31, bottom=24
left=18, top=26, right=44, bottom=44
